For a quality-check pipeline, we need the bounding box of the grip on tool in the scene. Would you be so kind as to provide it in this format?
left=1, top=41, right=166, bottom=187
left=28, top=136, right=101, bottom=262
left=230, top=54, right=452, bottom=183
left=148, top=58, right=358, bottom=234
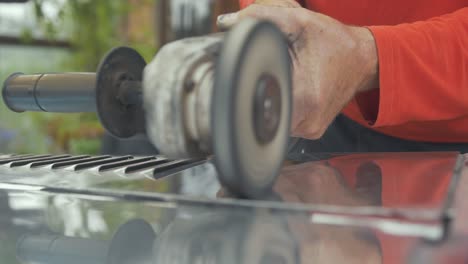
left=3, top=72, right=96, bottom=113
left=1, top=47, right=147, bottom=138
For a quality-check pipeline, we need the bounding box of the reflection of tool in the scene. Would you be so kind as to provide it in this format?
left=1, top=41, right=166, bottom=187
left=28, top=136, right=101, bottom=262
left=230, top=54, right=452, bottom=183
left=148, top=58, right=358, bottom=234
left=16, top=219, right=155, bottom=264
left=153, top=211, right=299, bottom=264
left=2, top=19, right=292, bottom=198
left=17, top=213, right=299, bottom=264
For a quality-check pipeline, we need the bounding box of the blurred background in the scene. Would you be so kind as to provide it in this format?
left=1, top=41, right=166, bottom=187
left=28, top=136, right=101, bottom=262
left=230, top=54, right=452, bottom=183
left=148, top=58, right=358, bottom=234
left=0, top=2, right=239, bottom=263
left=0, top=0, right=239, bottom=155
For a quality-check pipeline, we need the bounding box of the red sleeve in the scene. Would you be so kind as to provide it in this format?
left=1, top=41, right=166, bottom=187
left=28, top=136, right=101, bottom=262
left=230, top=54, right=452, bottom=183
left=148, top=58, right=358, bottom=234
left=239, top=0, right=254, bottom=9
left=362, top=7, right=468, bottom=127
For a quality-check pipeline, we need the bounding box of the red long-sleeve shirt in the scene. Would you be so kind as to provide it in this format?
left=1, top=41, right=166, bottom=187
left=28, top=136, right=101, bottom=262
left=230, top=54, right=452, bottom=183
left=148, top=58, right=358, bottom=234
left=239, top=1, right=467, bottom=262
left=239, top=0, right=468, bottom=143
left=327, top=152, right=456, bottom=264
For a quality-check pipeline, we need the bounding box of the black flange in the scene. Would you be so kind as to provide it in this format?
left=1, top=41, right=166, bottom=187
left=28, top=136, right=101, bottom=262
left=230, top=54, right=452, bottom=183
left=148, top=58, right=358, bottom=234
left=96, top=47, right=147, bottom=138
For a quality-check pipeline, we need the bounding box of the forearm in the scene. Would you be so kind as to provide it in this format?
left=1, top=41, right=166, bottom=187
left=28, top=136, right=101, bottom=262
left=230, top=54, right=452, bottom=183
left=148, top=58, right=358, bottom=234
left=349, top=27, right=379, bottom=93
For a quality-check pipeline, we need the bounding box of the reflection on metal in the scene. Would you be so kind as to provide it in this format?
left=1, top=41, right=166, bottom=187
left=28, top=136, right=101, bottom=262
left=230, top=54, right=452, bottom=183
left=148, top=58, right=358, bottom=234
left=17, top=219, right=156, bottom=264
left=311, top=213, right=442, bottom=240
left=16, top=212, right=298, bottom=264
left=0, top=152, right=466, bottom=263
left=0, top=182, right=43, bottom=191
left=154, top=211, right=299, bottom=264
left=0, top=153, right=205, bottom=179
left=408, top=236, right=468, bottom=263
left=0, top=154, right=52, bottom=165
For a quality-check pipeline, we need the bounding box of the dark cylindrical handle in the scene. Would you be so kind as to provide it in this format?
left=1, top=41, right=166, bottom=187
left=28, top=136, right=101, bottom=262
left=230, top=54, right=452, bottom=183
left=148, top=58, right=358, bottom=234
left=3, top=72, right=97, bottom=113
left=16, top=234, right=108, bottom=264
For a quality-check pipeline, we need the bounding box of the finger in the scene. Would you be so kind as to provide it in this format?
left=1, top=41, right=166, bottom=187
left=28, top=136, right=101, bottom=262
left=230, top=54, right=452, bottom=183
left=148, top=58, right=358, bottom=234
left=217, top=0, right=300, bottom=29
left=254, top=0, right=301, bottom=7
left=217, top=12, right=240, bottom=30
left=218, top=4, right=301, bottom=33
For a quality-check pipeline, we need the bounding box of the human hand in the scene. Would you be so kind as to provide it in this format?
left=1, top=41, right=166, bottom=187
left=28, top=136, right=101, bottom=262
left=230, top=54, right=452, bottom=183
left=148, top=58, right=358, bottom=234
left=218, top=0, right=378, bottom=139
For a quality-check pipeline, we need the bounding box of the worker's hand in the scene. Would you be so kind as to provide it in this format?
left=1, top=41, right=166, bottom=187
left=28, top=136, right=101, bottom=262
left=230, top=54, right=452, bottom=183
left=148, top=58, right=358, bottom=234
left=218, top=0, right=378, bottom=139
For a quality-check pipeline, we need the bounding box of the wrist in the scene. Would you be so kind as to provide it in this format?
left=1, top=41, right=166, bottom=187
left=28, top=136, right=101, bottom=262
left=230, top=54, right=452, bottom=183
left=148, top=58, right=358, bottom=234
left=350, top=27, right=379, bottom=93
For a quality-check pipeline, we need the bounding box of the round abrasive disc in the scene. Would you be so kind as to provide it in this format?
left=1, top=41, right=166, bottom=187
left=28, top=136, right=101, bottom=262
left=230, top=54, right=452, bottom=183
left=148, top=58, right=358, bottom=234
left=212, top=19, right=292, bottom=198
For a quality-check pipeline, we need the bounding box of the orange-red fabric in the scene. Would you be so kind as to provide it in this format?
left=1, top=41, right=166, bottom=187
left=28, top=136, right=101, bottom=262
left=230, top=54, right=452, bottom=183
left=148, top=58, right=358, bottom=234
left=327, top=152, right=456, bottom=263
left=239, top=0, right=468, bottom=143
left=239, top=2, right=466, bottom=262
left=328, top=152, right=455, bottom=209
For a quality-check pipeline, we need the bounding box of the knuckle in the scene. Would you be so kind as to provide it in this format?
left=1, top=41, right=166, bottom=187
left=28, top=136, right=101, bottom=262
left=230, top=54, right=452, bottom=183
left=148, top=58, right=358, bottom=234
left=238, top=8, right=261, bottom=20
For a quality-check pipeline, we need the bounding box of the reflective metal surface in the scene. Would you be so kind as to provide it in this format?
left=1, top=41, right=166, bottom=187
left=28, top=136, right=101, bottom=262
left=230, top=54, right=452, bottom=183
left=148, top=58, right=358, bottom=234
left=0, top=152, right=467, bottom=263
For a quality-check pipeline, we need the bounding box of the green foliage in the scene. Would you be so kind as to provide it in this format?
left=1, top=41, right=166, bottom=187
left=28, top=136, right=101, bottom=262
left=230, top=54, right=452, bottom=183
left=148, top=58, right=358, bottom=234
left=32, top=0, right=157, bottom=70
left=19, top=28, right=34, bottom=44
left=22, top=0, right=157, bottom=155
left=66, top=1, right=130, bottom=70
left=69, top=138, right=101, bottom=155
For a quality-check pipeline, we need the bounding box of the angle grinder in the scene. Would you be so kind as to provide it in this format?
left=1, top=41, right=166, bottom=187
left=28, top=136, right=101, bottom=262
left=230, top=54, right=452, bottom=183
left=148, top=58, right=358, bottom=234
left=2, top=19, right=292, bottom=198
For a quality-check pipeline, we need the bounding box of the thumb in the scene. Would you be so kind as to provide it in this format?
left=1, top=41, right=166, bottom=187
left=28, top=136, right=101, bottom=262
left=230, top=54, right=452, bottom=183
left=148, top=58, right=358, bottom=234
left=217, top=12, right=240, bottom=30
left=217, top=0, right=300, bottom=29
left=217, top=4, right=301, bottom=37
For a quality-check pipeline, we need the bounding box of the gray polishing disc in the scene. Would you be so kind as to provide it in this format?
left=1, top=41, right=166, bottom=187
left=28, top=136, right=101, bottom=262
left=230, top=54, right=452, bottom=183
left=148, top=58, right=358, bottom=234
left=212, top=19, right=292, bottom=198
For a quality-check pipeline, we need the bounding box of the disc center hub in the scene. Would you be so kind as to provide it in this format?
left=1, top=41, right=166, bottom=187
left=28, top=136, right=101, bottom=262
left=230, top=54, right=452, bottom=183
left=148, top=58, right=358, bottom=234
left=253, top=74, right=282, bottom=144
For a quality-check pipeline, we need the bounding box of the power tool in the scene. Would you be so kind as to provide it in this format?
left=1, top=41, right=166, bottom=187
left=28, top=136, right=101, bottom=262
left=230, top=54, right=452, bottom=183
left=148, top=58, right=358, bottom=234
left=2, top=19, right=292, bottom=198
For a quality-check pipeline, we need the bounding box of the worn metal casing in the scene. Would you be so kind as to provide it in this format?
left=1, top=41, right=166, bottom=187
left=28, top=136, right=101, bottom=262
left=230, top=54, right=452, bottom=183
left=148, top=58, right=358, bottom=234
left=144, top=34, right=222, bottom=158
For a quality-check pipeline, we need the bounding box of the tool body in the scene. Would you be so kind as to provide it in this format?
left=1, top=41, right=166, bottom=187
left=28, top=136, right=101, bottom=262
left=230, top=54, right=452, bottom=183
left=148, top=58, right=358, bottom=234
left=2, top=19, right=292, bottom=198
